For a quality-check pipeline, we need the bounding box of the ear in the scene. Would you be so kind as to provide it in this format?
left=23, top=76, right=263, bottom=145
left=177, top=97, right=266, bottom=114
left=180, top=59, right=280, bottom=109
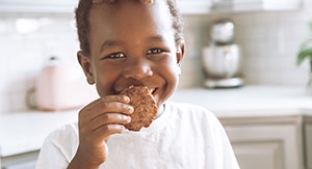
left=176, top=43, right=185, bottom=66
left=77, top=51, right=95, bottom=85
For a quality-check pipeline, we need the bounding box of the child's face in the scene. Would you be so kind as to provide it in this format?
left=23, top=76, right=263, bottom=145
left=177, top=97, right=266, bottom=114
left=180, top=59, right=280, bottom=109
left=78, top=0, right=184, bottom=107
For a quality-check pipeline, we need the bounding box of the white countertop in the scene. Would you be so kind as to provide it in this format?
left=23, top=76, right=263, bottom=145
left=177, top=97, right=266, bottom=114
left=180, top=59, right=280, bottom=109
left=170, top=85, right=312, bottom=117
left=1, top=85, right=312, bottom=157
left=0, top=110, right=78, bottom=157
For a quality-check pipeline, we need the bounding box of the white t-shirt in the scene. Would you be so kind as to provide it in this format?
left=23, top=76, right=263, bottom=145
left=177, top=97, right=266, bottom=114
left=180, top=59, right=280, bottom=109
left=36, top=102, right=240, bottom=169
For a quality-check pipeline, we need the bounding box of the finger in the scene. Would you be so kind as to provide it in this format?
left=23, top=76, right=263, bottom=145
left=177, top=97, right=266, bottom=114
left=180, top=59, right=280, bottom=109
left=79, top=99, right=104, bottom=122
left=81, top=98, right=103, bottom=112
left=79, top=97, right=133, bottom=121
left=93, top=124, right=125, bottom=142
left=91, top=113, right=131, bottom=130
left=86, top=101, right=133, bottom=121
left=101, top=95, right=130, bottom=104
left=92, top=101, right=133, bottom=119
left=81, top=95, right=129, bottom=113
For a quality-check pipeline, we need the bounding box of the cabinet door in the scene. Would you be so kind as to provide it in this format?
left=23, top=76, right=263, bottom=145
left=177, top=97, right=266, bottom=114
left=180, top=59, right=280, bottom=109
left=0, top=0, right=77, bottom=6
left=224, top=124, right=303, bottom=169
left=306, top=124, right=312, bottom=169
left=0, top=0, right=213, bottom=14
left=1, top=151, right=39, bottom=169
left=177, top=0, right=212, bottom=14
left=215, top=0, right=301, bottom=11
left=0, top=0, right=78, bottom=13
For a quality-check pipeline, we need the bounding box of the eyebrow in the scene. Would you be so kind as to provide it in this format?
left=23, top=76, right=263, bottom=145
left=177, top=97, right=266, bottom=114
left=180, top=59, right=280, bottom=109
left=100, top=39, right=125, bottom=52
left=100, top=34, right=166, bottom=51
left=146, top=35, right=166, bottom=43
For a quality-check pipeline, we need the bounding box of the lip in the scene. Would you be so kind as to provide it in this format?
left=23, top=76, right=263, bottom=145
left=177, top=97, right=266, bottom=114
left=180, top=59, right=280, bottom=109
left=149, top=87, right=157, bottom=95
left=150, top=87, right=160, bottom=101
left=117, top=85, right=158, bottom=95
left=118, top=85, right=160, bottom=105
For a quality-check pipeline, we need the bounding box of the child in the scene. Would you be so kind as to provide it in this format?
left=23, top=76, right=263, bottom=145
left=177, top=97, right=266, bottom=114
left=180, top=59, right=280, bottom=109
left=36, top=0, right=240, bottom=168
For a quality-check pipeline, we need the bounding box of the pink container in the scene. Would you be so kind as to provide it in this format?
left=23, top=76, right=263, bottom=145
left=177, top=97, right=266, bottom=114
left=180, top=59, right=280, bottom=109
left=35, top=57, right=96, bottom=111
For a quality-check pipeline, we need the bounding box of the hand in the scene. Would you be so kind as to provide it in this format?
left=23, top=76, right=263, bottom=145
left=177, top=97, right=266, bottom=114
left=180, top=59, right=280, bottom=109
left=68, top=95, right=133, bottom=169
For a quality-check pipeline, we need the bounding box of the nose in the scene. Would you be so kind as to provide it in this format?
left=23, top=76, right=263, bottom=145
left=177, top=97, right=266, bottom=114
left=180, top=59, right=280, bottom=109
left=123, top=59, right=153, bottom=80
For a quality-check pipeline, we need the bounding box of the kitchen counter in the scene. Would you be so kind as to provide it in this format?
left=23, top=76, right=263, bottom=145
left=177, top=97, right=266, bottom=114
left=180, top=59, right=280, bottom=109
left=170, top=85, right=312, bottom=117
left=170, top=85, right=312, bottom=169
left=1, top=85, right=312, bottom=167
left=0, top=110, right=78, bottom=157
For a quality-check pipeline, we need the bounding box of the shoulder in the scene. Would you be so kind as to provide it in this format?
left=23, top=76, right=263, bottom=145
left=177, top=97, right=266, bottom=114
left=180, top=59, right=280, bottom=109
left=165, top=101, right=207, bottom=110
left=46, top=122, right=79, bottom=142
left=37, top=123, right=79, bottom=168
left=42, top=122, right=79, bottom=156
left=165, top=101, right=219, bottom=125
left=165, top=101, right=215, bottom=117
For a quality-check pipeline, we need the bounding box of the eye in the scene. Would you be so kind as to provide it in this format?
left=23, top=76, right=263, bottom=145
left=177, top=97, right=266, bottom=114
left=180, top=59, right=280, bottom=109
left=103, top=52, right=126, bottom=60
left=147, top=48, right=164, bottom=54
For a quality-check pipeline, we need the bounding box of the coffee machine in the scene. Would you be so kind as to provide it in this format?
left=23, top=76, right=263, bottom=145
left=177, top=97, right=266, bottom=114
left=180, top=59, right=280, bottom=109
left=202, top=19, right=243, bottom=88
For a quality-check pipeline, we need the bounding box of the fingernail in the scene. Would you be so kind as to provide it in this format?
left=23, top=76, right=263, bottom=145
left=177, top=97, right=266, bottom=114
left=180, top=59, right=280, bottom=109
left=124, top=96, right=130, bottom=103
left=125, top=116, right=131, bottom=123
left=128, top=106, right=134, bottom=113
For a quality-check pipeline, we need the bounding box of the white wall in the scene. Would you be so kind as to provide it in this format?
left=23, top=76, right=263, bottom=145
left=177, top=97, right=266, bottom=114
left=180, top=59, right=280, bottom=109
left=0, top=13, right=80, bottom=113
left=180, top=0, right=312, bottom=88
left=0, top=0, right=311, bottom=113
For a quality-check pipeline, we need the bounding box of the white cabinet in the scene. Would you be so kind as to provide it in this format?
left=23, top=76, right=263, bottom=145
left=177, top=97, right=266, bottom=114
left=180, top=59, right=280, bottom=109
left=0, top=111, right=78, bottom=169
left=0, top=0, right=79, bottom=13
left=220, top=115, right=309, bottom=169
left=177, top=0, right=212, bottom=14
left=213, top=0, right=302, bottom=12
left=0, top=0, right=212, bottom=14
left=0, top=0, right=302, bottom=13
left=305, top=117, right=312, bottom=169
left=1, top=151, right=39, bottom=169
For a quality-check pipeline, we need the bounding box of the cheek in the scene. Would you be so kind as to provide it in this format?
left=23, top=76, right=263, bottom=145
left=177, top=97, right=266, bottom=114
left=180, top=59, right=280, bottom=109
left=160, top=58, right=180, bottom=79
left=93, top=66, right=120, bottom=96
left=167, top=62, right=181, bottom=91
left=156, top=64, right=180, bottom=107
left=159, top=59, right=181, bottom=89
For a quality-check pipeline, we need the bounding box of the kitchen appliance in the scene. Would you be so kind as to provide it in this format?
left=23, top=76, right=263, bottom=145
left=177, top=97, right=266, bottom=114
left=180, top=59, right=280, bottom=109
left=27, top=56, right=96, bottom=111
left=202, top=19, right=243, bottom=88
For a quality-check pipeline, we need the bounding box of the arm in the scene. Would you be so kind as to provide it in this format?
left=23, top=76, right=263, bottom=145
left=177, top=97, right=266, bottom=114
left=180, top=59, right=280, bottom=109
left=67, top=95, right=133, bottom=169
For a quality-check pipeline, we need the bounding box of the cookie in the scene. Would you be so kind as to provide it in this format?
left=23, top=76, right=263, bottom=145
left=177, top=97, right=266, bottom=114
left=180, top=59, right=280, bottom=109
left=121, top=86, right=158, bottom=131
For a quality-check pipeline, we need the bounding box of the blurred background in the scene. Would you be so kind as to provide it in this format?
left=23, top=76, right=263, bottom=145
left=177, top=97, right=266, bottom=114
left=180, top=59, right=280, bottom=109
left=0, top=0, right=311, bottom=112
left=0, top=0, right=312, bottom=169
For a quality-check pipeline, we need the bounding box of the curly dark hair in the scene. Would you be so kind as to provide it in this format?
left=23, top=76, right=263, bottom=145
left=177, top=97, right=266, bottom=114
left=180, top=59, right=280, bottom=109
left=75, top=0, right=184, bottom=55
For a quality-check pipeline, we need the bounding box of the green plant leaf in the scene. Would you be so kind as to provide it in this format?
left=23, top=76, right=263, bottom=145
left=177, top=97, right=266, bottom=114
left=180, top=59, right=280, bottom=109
left=297, top=48, right=312, bottom=66
left=310, top=59, right=312, bottom=73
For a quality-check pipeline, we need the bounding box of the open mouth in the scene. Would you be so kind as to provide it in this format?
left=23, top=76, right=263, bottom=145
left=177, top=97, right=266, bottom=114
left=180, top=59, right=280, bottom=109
left=118, top=86, right=158, bottom=95
left=148, top=87, right=157, bottom=95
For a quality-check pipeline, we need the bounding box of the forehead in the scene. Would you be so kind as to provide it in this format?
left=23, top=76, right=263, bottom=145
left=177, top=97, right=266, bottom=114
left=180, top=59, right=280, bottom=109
left=88, top=0, right=174, bottom=38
